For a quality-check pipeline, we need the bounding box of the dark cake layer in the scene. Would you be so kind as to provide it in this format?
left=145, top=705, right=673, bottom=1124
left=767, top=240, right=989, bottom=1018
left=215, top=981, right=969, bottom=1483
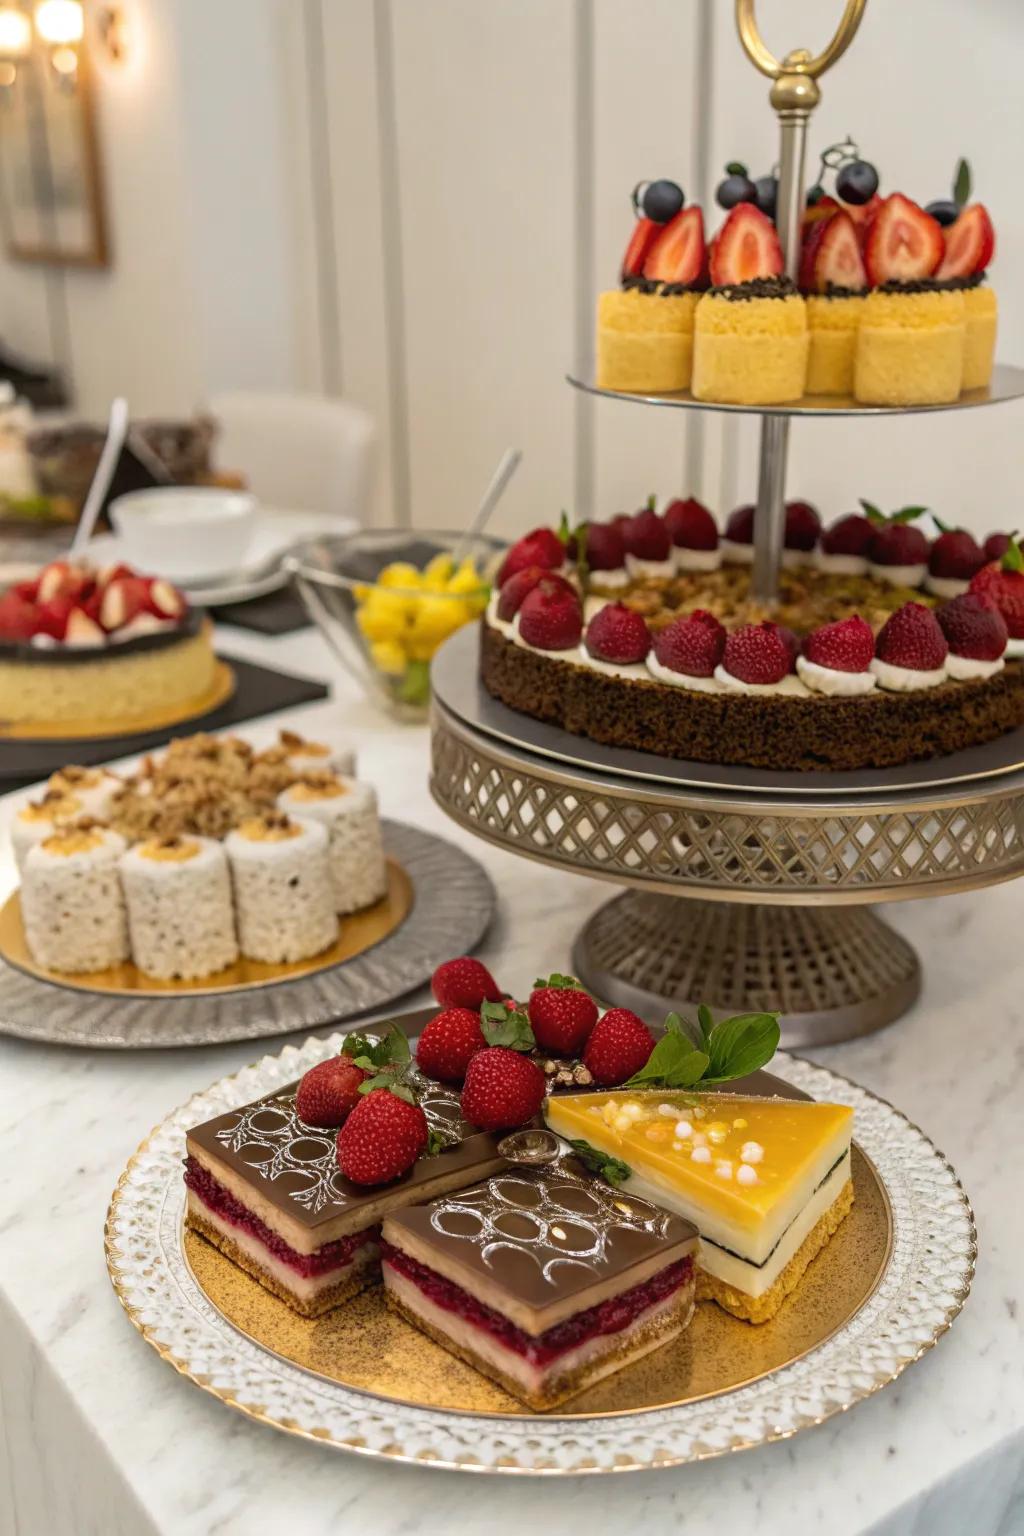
left=480, top=622, right=1024, bottom=773
left=381, top=1239, right=693, bottom=1365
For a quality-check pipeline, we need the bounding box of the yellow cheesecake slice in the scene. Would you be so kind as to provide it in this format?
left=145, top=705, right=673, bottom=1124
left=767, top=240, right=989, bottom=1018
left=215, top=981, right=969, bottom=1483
left=545, top=1089, right=853, bottom=1324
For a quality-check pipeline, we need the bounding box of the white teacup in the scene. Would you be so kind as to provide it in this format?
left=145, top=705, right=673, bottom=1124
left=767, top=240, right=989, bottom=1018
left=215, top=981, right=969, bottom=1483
left=109, top=488, right=257, bottom=583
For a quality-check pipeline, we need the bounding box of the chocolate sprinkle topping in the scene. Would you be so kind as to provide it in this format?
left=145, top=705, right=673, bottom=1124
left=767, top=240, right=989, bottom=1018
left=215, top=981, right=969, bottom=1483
left=875, top=275, right=985, bottom=295
left=708, top=274, right=798, bottom=302
left=821, top=283, right=868, bottom=299
left=621, top=275, right=703, bottom=297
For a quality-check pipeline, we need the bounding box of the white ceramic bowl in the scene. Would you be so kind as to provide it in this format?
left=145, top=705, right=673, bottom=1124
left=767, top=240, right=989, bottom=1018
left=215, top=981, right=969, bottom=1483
left=109, top=488, right=257, bottom=582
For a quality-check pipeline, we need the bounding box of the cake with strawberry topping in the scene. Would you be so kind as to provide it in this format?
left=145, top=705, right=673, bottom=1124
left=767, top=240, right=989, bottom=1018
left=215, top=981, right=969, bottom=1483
left=800, top=210, right=868, bottom=395
left=0, top=559, right=215, bottom=731
left=692, top=205, right=808, bottom=405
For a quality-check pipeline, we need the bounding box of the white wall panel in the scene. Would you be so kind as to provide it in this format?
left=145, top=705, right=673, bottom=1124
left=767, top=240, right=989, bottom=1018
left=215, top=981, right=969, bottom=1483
left=387, top=0, right=577, bottom=539
left=704, top=0, right=1024, bottom=536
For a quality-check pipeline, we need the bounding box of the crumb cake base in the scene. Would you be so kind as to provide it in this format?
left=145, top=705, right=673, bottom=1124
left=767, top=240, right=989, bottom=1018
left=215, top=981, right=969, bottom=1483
left=481, top=623, right=1024, bottom=773
left=185, top=1208, right=379, bottom=1318
left=696, top=1176, right=855, bottom=1324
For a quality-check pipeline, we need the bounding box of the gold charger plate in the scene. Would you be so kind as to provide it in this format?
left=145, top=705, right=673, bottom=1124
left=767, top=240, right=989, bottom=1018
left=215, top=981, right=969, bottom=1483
left=0, top=858, right=412, bottom=998
left=182, top=1141, right=889, bottom=1418
left=0, top=657, right=235, bottom=741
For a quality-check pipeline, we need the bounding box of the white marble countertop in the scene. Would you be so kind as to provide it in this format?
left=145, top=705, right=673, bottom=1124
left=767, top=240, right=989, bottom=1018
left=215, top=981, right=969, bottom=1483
left=1, top=623, right=1021, bottom=1536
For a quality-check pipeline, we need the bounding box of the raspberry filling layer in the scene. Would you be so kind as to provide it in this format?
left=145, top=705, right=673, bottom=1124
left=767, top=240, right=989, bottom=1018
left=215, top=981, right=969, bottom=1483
left=382, top=1240, right=693, bottom=1367
left=184, top=1156, right=377, bottom=1279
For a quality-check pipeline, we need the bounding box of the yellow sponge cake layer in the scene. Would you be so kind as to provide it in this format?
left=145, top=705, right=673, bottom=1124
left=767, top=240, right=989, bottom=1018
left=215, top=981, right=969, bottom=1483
left=961, top=284, right=997, bottom=391
left=692, top=291, right=808, bottom=404
left=854, top=287, right=965, bottom=405
left=0, top=626, right=217, bottom=726
left=596, top=287, right=697, bottom=393
left=805, top=294, right=864, bottom=395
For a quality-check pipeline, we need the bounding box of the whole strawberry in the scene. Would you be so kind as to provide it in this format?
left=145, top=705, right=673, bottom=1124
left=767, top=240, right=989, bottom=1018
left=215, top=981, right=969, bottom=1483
left=784, top=501, right=821, bottom=553
left=461, top=1047, right=546, bottom=1132
left=528, top=974, right=599, bottom=1055
left=721, top=622, right=790, bottom=686
left=584, top=522, right=627, bottom=573
left=336, top=1088, right=428, bottom=1186
left=874, top=602, right=949, bottom=672
left=624, top=501, right=671, bottom=562
left=984, top=532, right=1012, bottom=563
left=820, top=512, right=873, bottom=559
left=497, top=565, right=549, bottom=621
left=938, top=593, right=1008, bottom=661
left=868, top=523, right=929, bottom=571
left=970, top=541, right=1024, bottom=638
left=928, top=529, right=985, bottom=583
left=802, top=615, right=875, bottom=673
left=724, top=504, right=755, bottom=546
left=582, top=1009, right=655, bottom=1086
left=518, top=578, right=583, bottom=651
left=295, top=1056, right=368, bottom=1128
left=585, top=603, right=651, bottom=665
left=497, top=527, right=565, bottom=587
left=416, top=1007, right=487, bottom=1083
left=663, top=497, right=718, bottom=552
left=431, top=955, right=502, bottom=1009
left=653, top=610, right=725, bottom=678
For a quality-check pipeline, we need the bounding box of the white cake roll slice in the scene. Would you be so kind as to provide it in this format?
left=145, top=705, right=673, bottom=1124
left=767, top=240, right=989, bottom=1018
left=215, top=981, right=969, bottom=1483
left=21, top=824, right=129, bottom=973
left=276, top=776, right=387, bottom=915
left=46, top=765, right=122, bottom=819
left=10, top=791, right=85, bottom=876
left=120, top=835, right=238, bottom=980
left=225, top=813, right=338, bottom=963
left=275, top=728, right=356, bottom=780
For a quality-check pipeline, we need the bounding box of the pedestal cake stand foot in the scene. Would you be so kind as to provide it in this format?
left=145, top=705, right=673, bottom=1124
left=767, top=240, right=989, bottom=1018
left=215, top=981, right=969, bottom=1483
left=572, top=893, right=921, bottom=1049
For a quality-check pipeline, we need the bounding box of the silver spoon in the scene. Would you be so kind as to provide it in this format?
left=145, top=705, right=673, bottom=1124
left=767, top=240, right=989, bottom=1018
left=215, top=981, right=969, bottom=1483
left=450, top=446, right=522, bottom=567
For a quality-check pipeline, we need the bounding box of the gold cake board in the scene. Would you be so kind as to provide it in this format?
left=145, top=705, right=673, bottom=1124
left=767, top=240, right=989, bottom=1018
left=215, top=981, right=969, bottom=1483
left=0, top=658, right=236, bottom=741
left=183, top=1143, right=890, bottom=1418
left=0, top=858, right=413, bottom=998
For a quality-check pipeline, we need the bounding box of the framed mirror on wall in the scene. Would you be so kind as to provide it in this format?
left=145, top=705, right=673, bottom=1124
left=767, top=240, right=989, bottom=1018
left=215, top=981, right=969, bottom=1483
left=0, top=13, right=109, bottom=267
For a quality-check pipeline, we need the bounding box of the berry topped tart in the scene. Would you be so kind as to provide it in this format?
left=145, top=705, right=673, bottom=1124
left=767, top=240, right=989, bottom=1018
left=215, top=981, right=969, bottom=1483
left=481, top=505, right=1024, bottom=772
left=0, top=559, right=219, bottom=735
left=184, top=951, right=856, bottom=1406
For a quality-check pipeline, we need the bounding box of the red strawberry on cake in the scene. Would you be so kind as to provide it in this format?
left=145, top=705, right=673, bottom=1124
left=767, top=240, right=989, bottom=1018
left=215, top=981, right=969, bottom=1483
left=497, top=565, right=548, bottom=621
left=650, top=611, right=725, bottom=687
left=583, top=521, right=628, bottom=584
left=862, top=502, right=930, bottom=587
left=295, top=1056, right=369, bottom=1128
left=783, top=501, right=822, bottom=566
left=722, top=503, right=755, bottom=564
left=336, top=1088, right=429, bottom=1187
left=497, top=528, right=566, bottom=587
left=643, top=205, right=708, bottom=287
left=528, top=974, right=599, bottom=1055
left=584, top=603, right=651, bottom=666
left=984, top=532, right=1012, bottom=563
left=935, top=204, right=995, bottom=281
left=718, top=622, right=792, bottom=692
left=623, top=498, right=673, bottom=577
left=431, top=956, right=502, bottom=1009
left=416, top=1007, right=487, bottom=1084
left=970, top=540, right=1024, bottom=639
left=582, top=1008, right=654, bottom=1086
left=871, top=601, right=949, bottom=691
left=663, top=496, right=721, bottom=571
left=517, top=578, right=583, bottom=651
left=938, top=592, right=1008, bottom=680
left=863, top=193, right=944, bottom=285
left=817, top=511, right=875, bottom=575
left=460, top=1047, right=546, bottom=1132
left=797, top=616, right=877, bottom=696
left=926, top=525, right=986, bottom=599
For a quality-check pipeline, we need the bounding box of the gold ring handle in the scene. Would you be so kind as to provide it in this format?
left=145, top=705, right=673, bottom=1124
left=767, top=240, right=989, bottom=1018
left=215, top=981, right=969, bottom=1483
left=736, top=0, right=867, bottom=81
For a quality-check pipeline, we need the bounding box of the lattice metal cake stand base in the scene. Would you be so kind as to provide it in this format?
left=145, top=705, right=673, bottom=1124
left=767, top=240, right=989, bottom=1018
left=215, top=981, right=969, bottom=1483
left=430, top=649, right=1024, bottom=1046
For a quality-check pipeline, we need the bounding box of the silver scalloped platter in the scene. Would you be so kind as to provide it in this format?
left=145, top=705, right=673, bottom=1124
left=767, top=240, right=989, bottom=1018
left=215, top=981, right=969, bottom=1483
left=566, top=362, right=1024, bottom=417
left=105, top=1032, right=976, bottom=1474
left=0, top=822, right=494, bottom=1048
left=433, top=624, right=1024, bottom=801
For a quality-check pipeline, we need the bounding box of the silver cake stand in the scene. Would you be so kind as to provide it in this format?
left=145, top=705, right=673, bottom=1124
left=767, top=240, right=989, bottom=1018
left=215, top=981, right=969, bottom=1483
left=430, top=629, right=1024, bottom=1047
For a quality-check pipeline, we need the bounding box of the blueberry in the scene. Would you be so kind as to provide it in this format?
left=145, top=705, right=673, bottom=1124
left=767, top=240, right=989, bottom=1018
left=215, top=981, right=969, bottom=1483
left=806, top=184, right=825, bottom=206
left=926, top=198, right=960, bottom=228
left=640, top=178, right=684, bottom=223
left=754, top=175, right=778, bottom=219
left=716, top=163, right=757, bottom=210
left=835, top=159, right=878, bottom=205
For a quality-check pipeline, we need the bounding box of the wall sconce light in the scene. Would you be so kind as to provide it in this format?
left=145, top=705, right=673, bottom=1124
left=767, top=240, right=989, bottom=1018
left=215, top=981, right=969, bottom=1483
left=0, top=4, right=31, bottom=90
left=34, top=0, right=82, bottom=85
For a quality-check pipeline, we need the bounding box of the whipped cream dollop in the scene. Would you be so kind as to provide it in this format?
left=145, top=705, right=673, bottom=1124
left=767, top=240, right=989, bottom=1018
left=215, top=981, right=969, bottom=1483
left=720, top=539, right=754, bottom=565
left=625, top=555, right=674, bottom=580
left=924, top=574, right=971, bottom=600
left=814, top=551, right=869, bottom=577
left=713, top=666, right=810, bottom=698
left=645, top=652, right=721, bottom=692
left=1004, top=637, right=1024, bottom=660
left=870, top=657, right=947, bottom=691
left=587, top=566, right=630, bottom=589
left=796, top=655, right=877, bottom=697
left=867, top=561, right=927, bottom=589
left=946, top=653, right=1005, bottom=681
left=673, top=547, right=722, bottom=573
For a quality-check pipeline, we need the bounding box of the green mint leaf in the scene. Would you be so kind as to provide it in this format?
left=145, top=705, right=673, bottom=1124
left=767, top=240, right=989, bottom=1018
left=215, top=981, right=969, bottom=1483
left=646, top=492, right=657, bottom=512
left=567, top=1138, right=632, bottom=1188
left=725, top=161, right=748, bottom=177
left=665, top=1049, right=710, bottom=1088
left=557, top=510, right=572, bottom=546
left=1003, top=537, right=1024, bottom=573
left=859, top=498, right=884, bottom=524
left=480, top=1000, right=535, bottom=1052
left=704, top=1012, right=780, bottom=1084
left=893, top=505, right=927, bottom=524
left=931, top=514, right=951, bottom=535
left=425, top=1128, right=452, bottom=1156
left=697, top=1003, right=715, bottom=1047
left=953, top=157, right=971, bottom=208
left=664, top=1011, right=703, bottom=1050
left=625, top=1030, right=687, bottom=1087
left=357, top=1074, right=414, bottom=1102
left=533, top=973, right=582, bottom=992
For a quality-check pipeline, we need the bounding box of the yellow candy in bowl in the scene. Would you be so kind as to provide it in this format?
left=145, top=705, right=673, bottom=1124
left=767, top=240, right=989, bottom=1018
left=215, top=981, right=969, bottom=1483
left=287, top=529, right=502, bottom=720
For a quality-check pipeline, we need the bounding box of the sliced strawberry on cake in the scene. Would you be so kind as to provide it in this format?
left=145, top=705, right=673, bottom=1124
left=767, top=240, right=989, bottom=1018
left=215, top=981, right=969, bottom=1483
left=643, top=205, right=708, bottom=288
left=802, top=211, right=869, bottom=395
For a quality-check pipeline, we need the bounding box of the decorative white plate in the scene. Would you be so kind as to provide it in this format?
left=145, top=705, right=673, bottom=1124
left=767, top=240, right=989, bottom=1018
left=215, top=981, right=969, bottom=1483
left=105, top=1044, right=976, bottom=1474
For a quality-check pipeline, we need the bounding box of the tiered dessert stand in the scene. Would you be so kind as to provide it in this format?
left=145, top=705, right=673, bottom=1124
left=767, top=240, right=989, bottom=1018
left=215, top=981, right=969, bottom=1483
left=430, top=0, right=1024, bottom=1048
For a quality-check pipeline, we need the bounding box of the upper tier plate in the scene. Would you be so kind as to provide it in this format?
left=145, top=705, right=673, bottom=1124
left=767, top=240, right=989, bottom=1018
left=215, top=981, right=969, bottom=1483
left=566, top=362, right=1024, bottom=417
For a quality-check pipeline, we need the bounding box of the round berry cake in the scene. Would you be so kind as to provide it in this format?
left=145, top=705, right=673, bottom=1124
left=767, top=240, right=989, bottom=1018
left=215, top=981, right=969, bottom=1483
left=0, top=560, right=219, bottom=733
left=481, top=499, right=1024, bottom=773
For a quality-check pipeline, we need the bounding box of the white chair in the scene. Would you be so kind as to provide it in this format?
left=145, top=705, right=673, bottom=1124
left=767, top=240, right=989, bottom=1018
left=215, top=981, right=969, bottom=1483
left=208, top=391, right=375, bottom=524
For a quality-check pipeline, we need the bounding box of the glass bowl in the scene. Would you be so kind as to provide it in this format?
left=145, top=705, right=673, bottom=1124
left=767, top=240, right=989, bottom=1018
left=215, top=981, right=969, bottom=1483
left=286, top=528, right=505, bottom=721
